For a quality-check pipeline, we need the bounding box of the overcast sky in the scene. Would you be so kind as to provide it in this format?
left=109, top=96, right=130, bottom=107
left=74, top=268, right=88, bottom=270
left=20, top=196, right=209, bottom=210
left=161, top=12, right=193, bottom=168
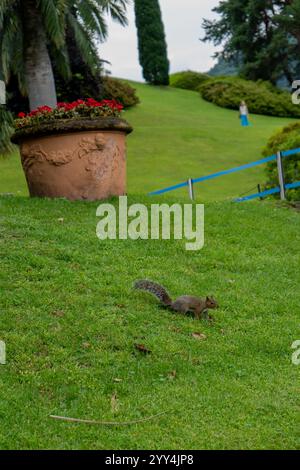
left=99, top=0, right=221, bottom=81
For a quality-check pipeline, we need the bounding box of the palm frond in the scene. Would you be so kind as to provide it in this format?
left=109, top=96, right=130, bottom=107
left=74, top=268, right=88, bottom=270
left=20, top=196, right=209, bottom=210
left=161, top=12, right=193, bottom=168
left=0, top=0, right=19, bottom=28
left=11, top=29, right=26, bottom=95
left=0, top=8, right=22, bottom=82
left=66, top=11, right=101, bottom=74
left=99, top=0, right=129, bottom=26
left=37, top=0, right=66, bottom=47
left=50, top=43, right=71, bottom=80
left=75, top=0, right=107, bottom=38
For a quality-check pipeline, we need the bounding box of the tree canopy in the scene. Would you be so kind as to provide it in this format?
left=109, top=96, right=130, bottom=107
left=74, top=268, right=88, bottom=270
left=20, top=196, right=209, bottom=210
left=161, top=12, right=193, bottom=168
left=202, top=0, right=300, bottom=85
left=0, top=0, right=128, bottom=109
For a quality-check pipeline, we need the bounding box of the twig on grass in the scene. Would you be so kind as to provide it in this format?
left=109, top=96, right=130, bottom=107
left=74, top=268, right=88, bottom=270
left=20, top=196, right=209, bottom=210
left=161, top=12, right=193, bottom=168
left=49, top=411, right=167, bottom=426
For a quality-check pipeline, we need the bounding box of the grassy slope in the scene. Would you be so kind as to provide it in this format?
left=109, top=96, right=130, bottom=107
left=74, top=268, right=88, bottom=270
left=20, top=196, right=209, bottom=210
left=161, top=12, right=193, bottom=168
left=127, top=83, right=297, bottom=200
left=0, top=83, right=299, bottom=449
left=0, top=82, right=297, bottom=200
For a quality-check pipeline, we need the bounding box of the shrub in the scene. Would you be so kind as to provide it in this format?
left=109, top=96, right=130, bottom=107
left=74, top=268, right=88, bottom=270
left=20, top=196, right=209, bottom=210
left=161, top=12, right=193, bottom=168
left=169, top=71, right=211, bottom=91
left=55, top=72, right=104, bottom=105
left=199, top=77, right=300, bottom=118
left=56, top=75, right=139, bottom=110
left=263, top=122, right=300, bottom=201
left=102, top=77, right=139, bottom=108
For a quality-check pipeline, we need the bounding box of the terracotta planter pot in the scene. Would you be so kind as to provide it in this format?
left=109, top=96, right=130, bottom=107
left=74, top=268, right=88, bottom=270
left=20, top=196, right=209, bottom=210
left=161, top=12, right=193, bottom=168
left=11, top=117, right=133, bottom=201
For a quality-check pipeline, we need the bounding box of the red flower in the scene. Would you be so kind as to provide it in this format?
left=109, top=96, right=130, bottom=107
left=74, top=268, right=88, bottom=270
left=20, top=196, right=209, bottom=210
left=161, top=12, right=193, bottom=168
left=37, top=105, right=52, bottom=113
left=16, top=97, right=123, bottom=128
left=86, top=98, right=103, bottom=107
left=28, top=110, right=39, bottom=117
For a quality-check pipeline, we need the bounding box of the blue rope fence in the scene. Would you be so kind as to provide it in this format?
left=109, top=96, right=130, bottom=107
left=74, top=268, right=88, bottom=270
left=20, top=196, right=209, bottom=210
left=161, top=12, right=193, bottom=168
left=149, top=147, right=300, bottom=201
left=235, top=181, right=300, bottom=202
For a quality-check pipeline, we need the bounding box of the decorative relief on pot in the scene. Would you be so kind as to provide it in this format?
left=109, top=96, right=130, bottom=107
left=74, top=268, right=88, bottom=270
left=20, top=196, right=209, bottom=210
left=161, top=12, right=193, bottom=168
left=21, top=144, right=47, bottom=172
left=21, top=143, right=73, bottom=172
left=78, top=134, right=106, bottom=160
left=77, top=133, right=121, bottom=180
left=46, top=150, right=73, bottom=166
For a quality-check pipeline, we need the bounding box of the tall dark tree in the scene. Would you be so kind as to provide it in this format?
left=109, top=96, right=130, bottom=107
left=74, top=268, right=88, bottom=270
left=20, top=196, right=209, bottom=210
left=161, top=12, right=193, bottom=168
left=134, top=0, right=169, bottom=85
left=202, top=0, right=300, bottom=85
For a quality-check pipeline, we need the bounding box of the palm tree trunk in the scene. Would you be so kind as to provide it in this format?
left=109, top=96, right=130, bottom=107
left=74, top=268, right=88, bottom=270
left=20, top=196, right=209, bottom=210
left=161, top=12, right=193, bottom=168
left=22, top=0, right=57, bottom=110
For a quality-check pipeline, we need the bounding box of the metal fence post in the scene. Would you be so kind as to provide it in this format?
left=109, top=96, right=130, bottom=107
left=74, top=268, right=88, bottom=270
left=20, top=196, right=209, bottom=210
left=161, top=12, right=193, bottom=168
left=257, top=184, right=263, bottom=201
left=276, top=151, right=286, bottom=200
left=187, top=178, right=195, bottom=201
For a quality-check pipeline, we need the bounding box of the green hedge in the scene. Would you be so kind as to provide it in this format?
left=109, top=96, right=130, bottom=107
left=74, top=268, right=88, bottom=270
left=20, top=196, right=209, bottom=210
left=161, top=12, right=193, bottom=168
left=199, top=77, right=300, bottom=118
left=169, top=71, right=211, bottom=91
left=263, top=122, right=300, bottom=201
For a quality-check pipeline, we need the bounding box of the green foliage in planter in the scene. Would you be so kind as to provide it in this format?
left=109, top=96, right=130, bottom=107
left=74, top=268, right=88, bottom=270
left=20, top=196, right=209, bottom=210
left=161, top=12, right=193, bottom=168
left=263, top=122, right=300, bottom=201
left=102, top=77, right=140, bottom=108
left=169, top=71, right=211, bottom=91
left=0, top=107, right=16, bottom=156
left=199, top=77, right=300, bottom=118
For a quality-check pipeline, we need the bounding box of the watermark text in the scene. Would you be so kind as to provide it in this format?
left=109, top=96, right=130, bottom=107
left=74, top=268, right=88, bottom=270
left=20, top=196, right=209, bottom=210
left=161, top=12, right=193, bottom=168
left=96, top=197, right=204, bottom=251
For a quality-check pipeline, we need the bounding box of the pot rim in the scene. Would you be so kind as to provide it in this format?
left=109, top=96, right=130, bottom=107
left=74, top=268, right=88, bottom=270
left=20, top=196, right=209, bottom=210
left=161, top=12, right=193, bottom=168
left=11, top=116, right=133, bottom=144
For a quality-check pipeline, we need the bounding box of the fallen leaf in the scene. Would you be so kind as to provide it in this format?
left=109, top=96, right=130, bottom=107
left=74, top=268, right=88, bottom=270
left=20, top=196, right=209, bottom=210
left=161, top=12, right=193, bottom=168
left=168, top=370, right=177, bottom=380
left=192, top=332, right=207, bottom=341
left=113, top=378, right=122, bottom=383
left=51, top=310, right=64, bottom=317
left=82, top=342, right=91, bottom=349
left=134, top=343, right=151, bottom=355
left=111, top=392, right=118, bottom=412
left=57, top=218, right=64, bottom=223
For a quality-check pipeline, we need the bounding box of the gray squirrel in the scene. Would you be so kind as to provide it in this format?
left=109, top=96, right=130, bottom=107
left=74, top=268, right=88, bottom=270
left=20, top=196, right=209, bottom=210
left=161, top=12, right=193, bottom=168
left=134, top=280, right=218, bottom=319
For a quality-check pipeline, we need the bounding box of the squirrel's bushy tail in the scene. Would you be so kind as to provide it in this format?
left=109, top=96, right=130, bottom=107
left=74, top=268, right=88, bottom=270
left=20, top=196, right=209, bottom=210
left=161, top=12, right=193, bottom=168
left=134, top=280, right=172, bottom=306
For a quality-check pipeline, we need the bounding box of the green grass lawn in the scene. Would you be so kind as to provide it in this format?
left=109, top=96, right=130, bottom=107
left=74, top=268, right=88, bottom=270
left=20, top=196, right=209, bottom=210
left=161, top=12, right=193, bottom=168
left=0, top=83, right=299, bottom=449
left=0, top=82, right=298, bottom=201
left=0, top=195, right=299, bottom=449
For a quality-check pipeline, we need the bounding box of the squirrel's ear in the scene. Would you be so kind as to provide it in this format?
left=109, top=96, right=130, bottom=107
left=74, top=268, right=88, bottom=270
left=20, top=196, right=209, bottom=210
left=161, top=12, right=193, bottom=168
left=206, top=296, right=210, bottom=301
